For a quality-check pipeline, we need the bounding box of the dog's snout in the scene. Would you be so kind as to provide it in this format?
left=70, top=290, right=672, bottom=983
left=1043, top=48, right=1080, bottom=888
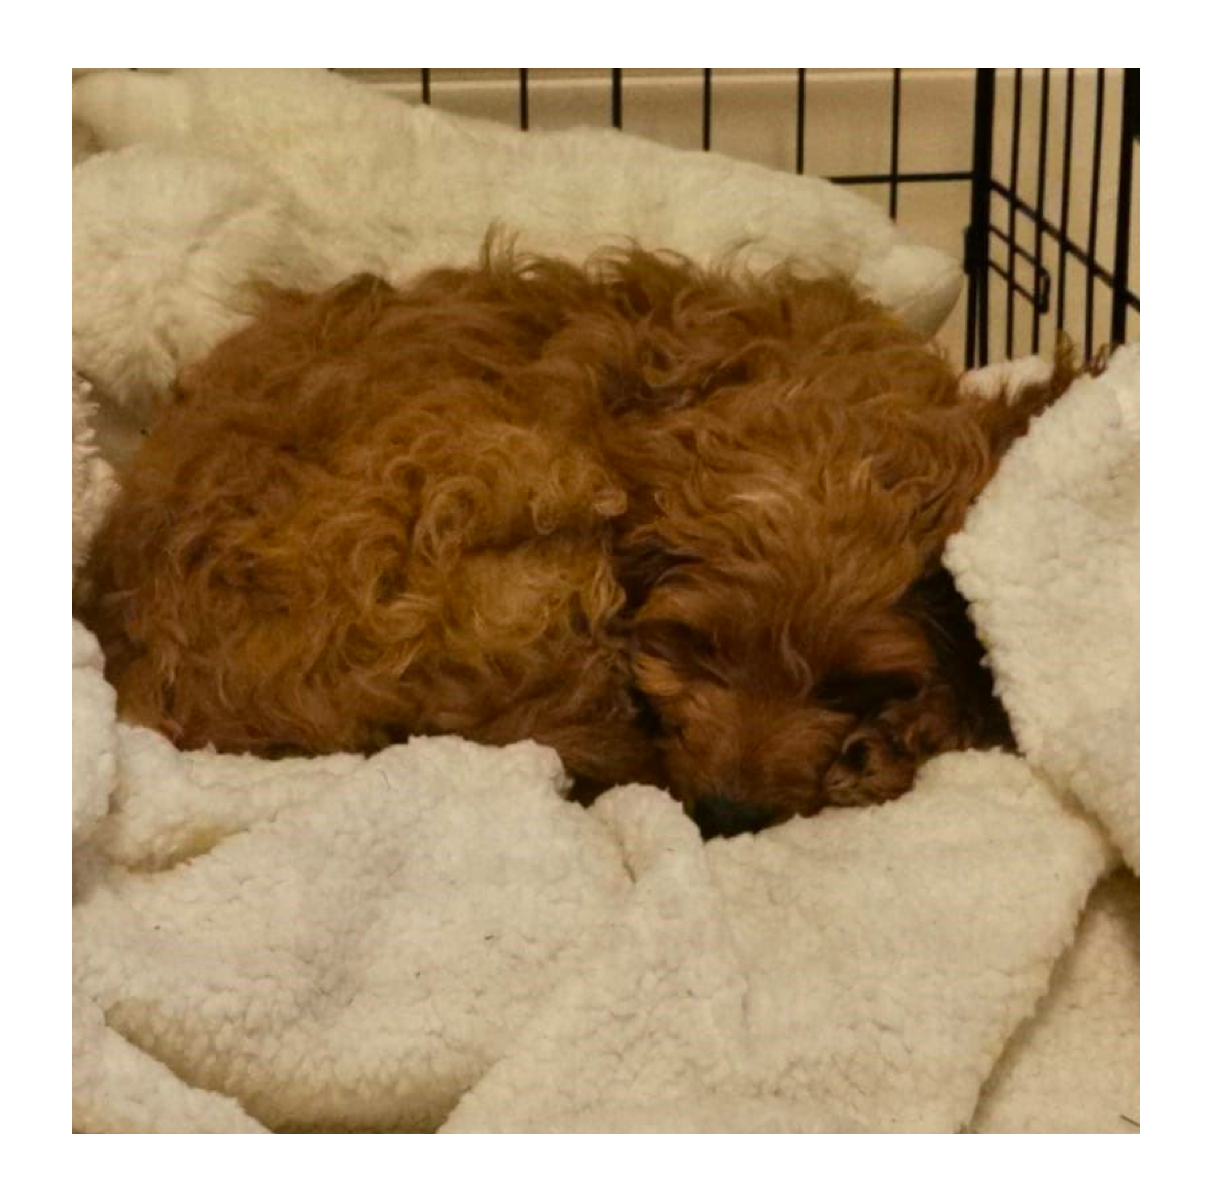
left=691, top=793, right=774, bottom=840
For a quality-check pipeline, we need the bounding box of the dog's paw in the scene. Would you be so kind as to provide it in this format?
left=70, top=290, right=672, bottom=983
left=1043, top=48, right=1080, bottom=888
left=823, top=685, right=965, bottom=808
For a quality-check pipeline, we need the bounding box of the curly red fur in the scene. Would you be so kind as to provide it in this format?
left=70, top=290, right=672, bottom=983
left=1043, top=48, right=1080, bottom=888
left=79, top=240, right=1072, bottom=835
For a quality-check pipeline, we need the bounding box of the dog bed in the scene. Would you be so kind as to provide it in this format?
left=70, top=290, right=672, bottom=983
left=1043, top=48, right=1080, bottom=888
left=71, top=70, right=1139, bottom=1134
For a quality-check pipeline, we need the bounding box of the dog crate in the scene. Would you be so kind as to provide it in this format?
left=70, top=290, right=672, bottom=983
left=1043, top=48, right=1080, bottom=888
left=333, top=68, right=1140, bottom=370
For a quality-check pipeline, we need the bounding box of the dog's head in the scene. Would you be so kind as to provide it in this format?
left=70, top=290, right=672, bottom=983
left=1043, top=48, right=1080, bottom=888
left=622, top=384, right=1001, bottom=837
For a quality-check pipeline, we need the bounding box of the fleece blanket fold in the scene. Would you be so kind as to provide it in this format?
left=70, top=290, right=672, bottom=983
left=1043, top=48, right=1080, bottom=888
left=71, top=69, right=1138, bottom=1133
left=947, top=351, right=1141, bottom=873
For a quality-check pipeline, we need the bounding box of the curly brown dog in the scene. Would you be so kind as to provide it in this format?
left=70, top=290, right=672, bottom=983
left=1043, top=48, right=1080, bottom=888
left=80, top=242, right=1068, bottom=837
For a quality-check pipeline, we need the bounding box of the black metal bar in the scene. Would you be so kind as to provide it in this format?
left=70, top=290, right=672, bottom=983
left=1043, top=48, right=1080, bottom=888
left=518, top=68, right=529, bottom=131
left=421, top=68, right=431, bottom=105
left=988, top=178, right=1138, bottom=308
left=796, top=68, right=806, bottom=175
left=611, top=68, right=623, bottom=129
left=1111, top=68, right=1140, bottom=344
left=1056, top=69, right=1076, bottom=341
left=965, top=69, right=996, bottom=368
left=1031, top=70, right=1051, bottom=352
left=988, top=258, right=1045, bottom=307
left=990, top=224, right=1051, bottom=275
left=830, top=169, right=973, bottom=186
left=702, top=68, right=713, bottom=152
left=890, top=69, right=902, bottom=219
left=1006, top=69, right=1023, bottom=359
left=1085, top=69, right=1107, bottom=359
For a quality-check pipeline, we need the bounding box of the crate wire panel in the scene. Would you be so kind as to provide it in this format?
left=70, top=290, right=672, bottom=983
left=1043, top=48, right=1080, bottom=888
left=968, top=68, right=1140, bottom=367
left=333, top=68, right=1140, bottom=368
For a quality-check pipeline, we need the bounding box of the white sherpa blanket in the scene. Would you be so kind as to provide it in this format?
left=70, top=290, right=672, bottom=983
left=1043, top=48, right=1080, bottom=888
left=71, top=372, right=116, bottom=577
left=71, top=70, right=1138, bottom=1133
left=948, top=353, right=1141, bottom=875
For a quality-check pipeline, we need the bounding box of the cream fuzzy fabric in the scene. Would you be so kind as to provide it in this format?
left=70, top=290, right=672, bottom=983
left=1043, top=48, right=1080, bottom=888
left=71, top=372, right=116, bottom=577
left=970, top=868, right=1139, bottom=1133
left=71, top=147, right=330, bottom=419
left=948, top=347, right=1141, bottom=873
left=72, top=68, right=961, bottom=422
left=72, top=689, right=1114, bottom=1134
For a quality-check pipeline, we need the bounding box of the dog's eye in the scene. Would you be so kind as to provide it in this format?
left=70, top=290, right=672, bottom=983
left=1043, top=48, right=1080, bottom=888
left=817, top=671, right=920, bottom=716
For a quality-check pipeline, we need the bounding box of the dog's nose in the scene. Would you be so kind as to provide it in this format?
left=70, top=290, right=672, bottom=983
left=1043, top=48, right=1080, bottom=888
left=691, top=793, right=774, bottom=840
